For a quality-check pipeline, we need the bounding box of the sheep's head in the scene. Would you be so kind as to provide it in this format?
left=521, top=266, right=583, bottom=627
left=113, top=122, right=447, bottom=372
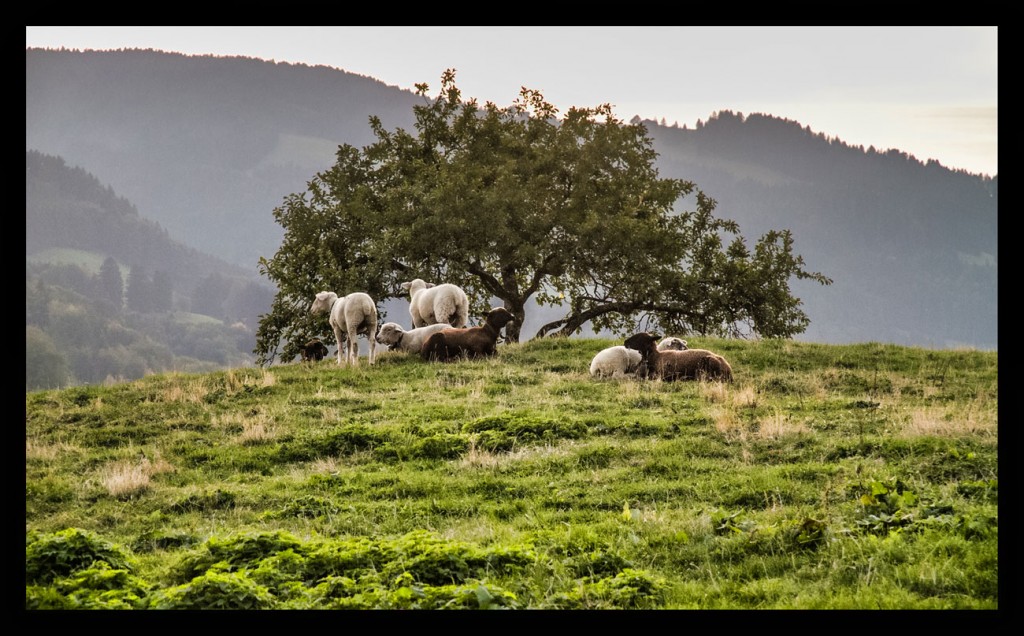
left=310, top=291, right=336, bottom=315
left=624, top=332, right=661, bottom=355
left=484, top=307, right=516, bottom=331
left=375, top=322, right=404, bottom=346
left=400, top=279, right=433, bottom=297
left=658, top=337, right=688, bottom=351
left=300, top=339, right=329, bottom=361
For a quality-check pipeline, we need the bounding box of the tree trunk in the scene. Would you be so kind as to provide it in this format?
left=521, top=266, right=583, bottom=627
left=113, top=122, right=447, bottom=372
left=503, top=297, right=527, bottom=343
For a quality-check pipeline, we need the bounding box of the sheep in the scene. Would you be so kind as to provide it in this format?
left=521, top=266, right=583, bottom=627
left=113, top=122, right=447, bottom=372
left=657, top=337, right=688, bottom=351
left=310, top=291, right=379, bottom=365
left=589, top=345, right=644, bottom=378
left=300, top=338, right=329, bottom=362
left=400, top=278, right=470, bottom=329
left=623, top=332, right=732, bottom=382
left=420, top=307, right=515, bottom=362
left=375, top=322, right=453, bottom=354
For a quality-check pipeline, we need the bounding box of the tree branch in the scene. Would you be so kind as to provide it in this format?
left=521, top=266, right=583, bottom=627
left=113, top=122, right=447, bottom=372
left=533, top=301, right=641, bottom=338
left=465, top=260, right=508, bottom=299
left=532, top=298, right=709, bottom=339
left=524, top=252, right=563, bottom=298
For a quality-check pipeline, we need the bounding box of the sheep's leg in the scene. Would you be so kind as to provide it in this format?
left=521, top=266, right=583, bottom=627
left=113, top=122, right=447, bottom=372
left=332, top=326, right=345, bottom=365
left=346, top=330, right=357, bottom=366
left=368, top=333, right=376, bottom=365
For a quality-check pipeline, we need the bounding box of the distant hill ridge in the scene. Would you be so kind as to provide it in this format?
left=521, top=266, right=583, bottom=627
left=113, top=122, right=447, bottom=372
left=25, top=48, right=997, bottom=350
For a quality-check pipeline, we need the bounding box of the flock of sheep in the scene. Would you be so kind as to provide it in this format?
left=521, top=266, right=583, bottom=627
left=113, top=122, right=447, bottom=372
left=302, top=278, right=732, bottom=382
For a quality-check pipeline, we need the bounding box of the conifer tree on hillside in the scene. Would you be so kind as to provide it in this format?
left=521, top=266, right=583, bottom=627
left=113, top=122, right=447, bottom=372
left=99, top=256, right=124, bottom=309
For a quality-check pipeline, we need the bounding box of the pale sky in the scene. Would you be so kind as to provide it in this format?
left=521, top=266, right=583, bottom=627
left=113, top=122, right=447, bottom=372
left=26, top=26, right=998, bottom=177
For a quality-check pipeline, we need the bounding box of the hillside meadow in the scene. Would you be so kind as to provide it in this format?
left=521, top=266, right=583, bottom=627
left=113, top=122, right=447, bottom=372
left=25, top=337, right=998, bottom=609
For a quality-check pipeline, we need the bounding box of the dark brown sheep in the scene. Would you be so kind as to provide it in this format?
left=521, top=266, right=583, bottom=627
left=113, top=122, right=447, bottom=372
left=300, top=338, right=330, bottom=362
left=623, top=332, right=733, bottom=382
left=420, top=307, right=516, bottom=362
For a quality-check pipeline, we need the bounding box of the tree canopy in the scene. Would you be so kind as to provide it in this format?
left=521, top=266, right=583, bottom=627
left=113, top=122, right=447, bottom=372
left=255, top=70, right=831, bottom=365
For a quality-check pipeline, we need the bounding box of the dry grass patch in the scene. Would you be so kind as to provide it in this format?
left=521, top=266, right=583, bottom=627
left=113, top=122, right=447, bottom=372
left=99, top=460, right=152, bottom=499
left=212, top=407, right=284, bottom=445
left=456, top=441, right=575, bottom=470
left=754, top=412, right=810, bottom=440
left=237, top=421, right=277, bottom=445
left=224, top=367, right=276, bottom=392
left=900, top=403, right=997, bottom=438
left=711, top=407, right=758, bottom=464
left=309, top=455, right=341, bottom=474
left=732, top=384, right=759, bottom=408
left=213, top=408, right=279, bottom=438
left=258, top=369, right=277, bottom=387
left=158, top=378, right=212, bottom=404
left=139, top=451, right=176, bottom=476
left=26, top=439, right=83, bottom=462
left=798, top=373, right=830, bottom=400
left=712, top=407, right=748, bottom=442
left=299, top=450, right=376, bottom=476
left=701, top=381, right=757, bottom=407
left=457, top=443, right=503, bottom=469
left=699, top=380, right=731, bottom=404
left=466, top=378, right=488, bottom=400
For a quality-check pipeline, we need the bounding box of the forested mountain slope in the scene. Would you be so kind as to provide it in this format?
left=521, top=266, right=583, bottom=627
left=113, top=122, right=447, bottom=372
left=26, top=151, right=275, bottom=389
left=642, top=112, right=997, bottom=348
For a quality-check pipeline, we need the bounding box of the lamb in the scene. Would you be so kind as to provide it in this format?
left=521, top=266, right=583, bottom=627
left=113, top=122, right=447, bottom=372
left=375, top=322, right=453, bottom=354
left=310, top=291, right=379, bottom=365
left=657, top=337, right=688, bottom=351
left=624, top=332, right=732, bottom=382
left=589, top=345, right=644, bottom=378
left=300, top=338, right=329, bottom=362
left=420, top=307, right=515, bottom=362
left=400, top=279, right=470, bottom=329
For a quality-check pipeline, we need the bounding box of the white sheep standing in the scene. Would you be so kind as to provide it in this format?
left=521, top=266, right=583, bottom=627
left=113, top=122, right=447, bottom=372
left=658, top=337, right=688, bottom=351
left=310, top=291, right=378, bottom=365
left=400, top=279, right=469, bottom=329
left=589, top=345, right=644, bottom=378
left=375, top=322, right=452, bottom=354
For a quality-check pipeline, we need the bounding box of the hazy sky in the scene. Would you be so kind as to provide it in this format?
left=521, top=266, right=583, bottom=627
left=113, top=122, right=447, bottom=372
left=26, top=26, right=998, bottom=177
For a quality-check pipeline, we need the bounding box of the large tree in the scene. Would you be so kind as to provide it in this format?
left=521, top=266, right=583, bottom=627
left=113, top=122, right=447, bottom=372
left=256, top=70, right=830, bottom=365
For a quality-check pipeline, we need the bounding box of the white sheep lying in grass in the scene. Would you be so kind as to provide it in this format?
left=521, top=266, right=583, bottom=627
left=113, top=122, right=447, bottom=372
left=589, top=345, right=644, bottom=378
left=658, top=337, right=688, bottom=351
left=375, top=322, right=452, bottom=354
left=400, top=279, right=469, bottom=329
left=310, top=291, right=378, bottom=365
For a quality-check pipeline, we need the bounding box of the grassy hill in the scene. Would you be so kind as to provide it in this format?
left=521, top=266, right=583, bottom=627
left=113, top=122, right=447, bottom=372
left=25, top=337, right=997, bottom=609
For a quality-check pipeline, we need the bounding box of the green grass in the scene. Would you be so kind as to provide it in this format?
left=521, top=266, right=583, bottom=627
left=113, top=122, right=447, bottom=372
left=26, top=247, right=113, bottom=274
left=25, top=337, right=998, bottom=609
left=168, top=312, right=226, bottom=326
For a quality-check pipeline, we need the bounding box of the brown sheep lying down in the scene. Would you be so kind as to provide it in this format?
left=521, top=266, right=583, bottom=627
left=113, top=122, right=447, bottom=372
left=623, top=332, right=733, bottom=382
left=421, top=307, right=516, bottom=362
left=300, top=339, right=330, bottom=362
